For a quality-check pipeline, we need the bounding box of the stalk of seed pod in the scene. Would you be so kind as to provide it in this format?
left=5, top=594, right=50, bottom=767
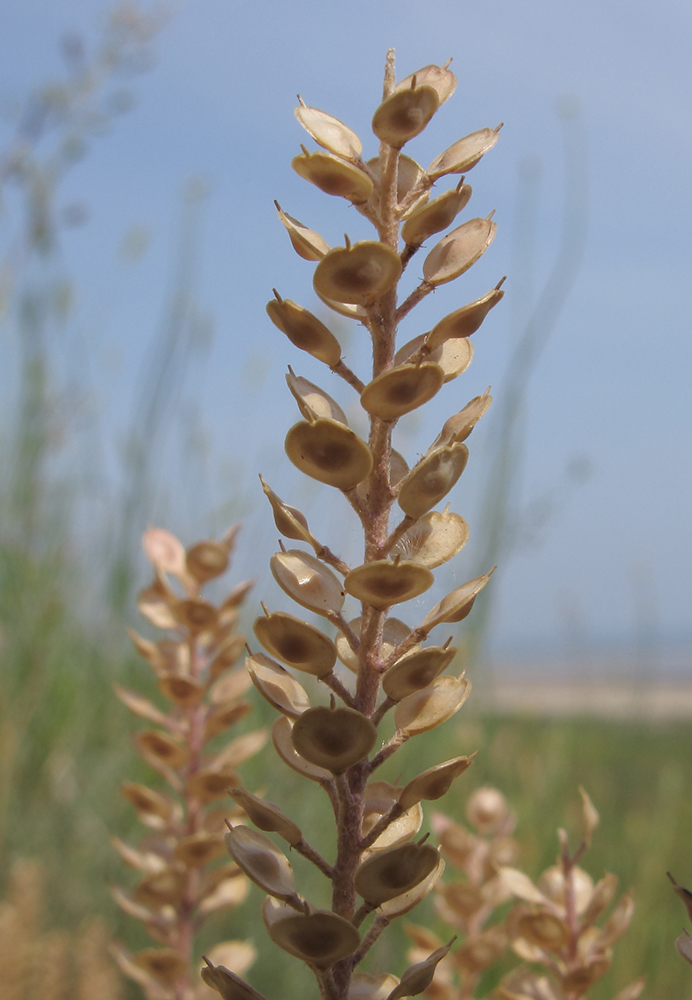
left=112, top=526, right=265, bottom=1000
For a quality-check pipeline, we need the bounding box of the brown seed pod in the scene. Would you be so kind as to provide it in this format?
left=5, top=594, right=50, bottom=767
left=274, top=203, right=330, bottom=261
left=386, top=937, right=456, bottom=1000
left=134, top=867, right=187, bottom=907
left=270, top=548, right=345, bottom=616
left=466, top=786, right=510, bottom=834
left=120, top=781, right=181, bottom=828
left=398, top=755, right=476, bottom=811
left=246, top=653, right=311, bottom=719
left=367, top=153, right=429, bottom=216
left=254, top=610, right=336, bottom=677
left=394, top=674, right=471, bottom=736
left=173, top=598, right=219, bottom=634
left=372, top=85, right=440, bottom=148
left=313, top=241, right=402, bottom=305
left=262, top=897, right=360, bottom=967
left=392, top=509, right=469, bottom=568
left=395, top=63, right=457, bottom=104
left=344, top=559, right=434, bottom=609
left=379, top=856, right=445, bottom=919
left=229, top=788, right=302, bottom=847
left=285, top=419, right=374, bottom=491
left=423, top=216, right=496, bottom=286
left=266, top=295, right=341, bottom=366
left=259, top=476, right=317, bottom=548
left=174, top=833, right=225, bottom=868
left=201, top=959, right=269, bottom=1000
left=292, top=148, right=374, bottom=203
left=426, top=284, right=505, bottom=350
left=428, top=126, right=501, bottom=180
left=397, top=443, right=469, bottom=520
left=354, top=839, right=440, bottom=905
left=271, top=716, right=332, bottom=783
left=401, top=184, right=471, bottom=246
left=514, top=909, right=570, bottom=952
left=185, top=540, right=230, bottom=583
left=286, top=370, right=348, bottom=424
left=430, top=389, right=493, bottom=450
left=382, top=645, right=456, bottom=702
left=395, top=334, right=474, bottom=384
left=295, top=101, right=362, bottom=160
left=421, top=569, right=494, bottom=631
left=315, top=288, right=369, bottom=321
left=335, top=615, right=414, bottom=673
left=225, top=826, right=300, bottom=906
left=188, top=764, right=240, bottom=803
left=360, top=363, right=444, bottom=421
left=363, top=781, right=423, bottom=851
left=133, top=948, right=188, bottom=987
left=134, top=730, right=189, bottom=770
left=291, top=704, right=377, bottom=773
left=157, top=672, right=204, bottom=708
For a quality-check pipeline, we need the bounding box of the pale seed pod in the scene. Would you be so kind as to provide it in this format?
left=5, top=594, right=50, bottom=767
left=562, top=954, right=612, bottom=994
left=173, top=597, right=219, bottom=633
left=401, top=183, right=471, bottom=246
left=398, top=755, right=476, bottom=811
left=397, top=443, right=469, bottom=520
left=439, top=882, right=484, bottom=920
left=313, top=240, right=402, bottom=305
left=203, top=942, right=256, bottom=980
left=379, top=856, right=445, bottom=919
left=372, top=85, right=440, bottom=148
left=367, top=153, right=429, bottom=216
left=138, top=576, right=178, bottom=630
left=111, top=837, right=167, bottom=875
left=294, top=101, right=362, bottom=160
left=204, top=703, right=251, bottom=744
left=127, top=629, right=163, bottom=671
left=285, top=419, right=374, bottom=491
left=466, top=786, right=510, bottom=834
left=134, top=867, right=187, bottom=907
left=209, top=665, right=253, bottom=705
left=600, top=892, right=635, bottom=947
left=274, top=203, right=331, bottom=261
left=500, top=868, right=551, bottom=907
left=271, top=715, right=332, bottom=783
left=188, top=763, right=241, bottom=803
left=537, top=864, right=594, bottom=913
left=246, top=653, right=311, bottom=718
left=335, top=615, right=414, bottom=673
left=157, top=672, right=204, bottom=707
left=262, top=897, right=360, bottom=967
left=363, top=782, right=423, bottom=850
left=133, top=947, right=188, bottom=987
left=394, top=674, right=471, bottom=736
left=291, top=704, right=377, bottom=773
left=386, top=937, right=455, bottom=1000
left=254, top=610, right=336, bottom=677
left=121, top=781, right=181, bottom=828
left=395, top=334, right=474, bottom=384
left=286, top=370, right=348, bottom=424
left=225, top=826, right=301, bottom=906
left=581, top=873, right=619, bottom=927
left=428, top=126, right=502, bottom=181
left=395, top=64, right=457, bottom=105
left=198, top=875, right=250, bottom=916
left=174, top=833, right=225, bottom=868
left=514, top=909, right=570, bottom=952
left=360, top=363, right=444, bottom=421
left=354, top=839, right=440, bottom=905
left=579, top=785, right=600, bottom=847
left=421, top=569, right=494, bottom=631
left=426, top=283, right=505, bottom=351
left=270, top=548, right=345, bottom=616
left=430, top=389, right=493, bottom=450
left=259, top=476, right=318, bottom=548
left=455, top=926, right=507, bottom=974
left=344, top=559, right=434, bottom=609
left=143, top=527, right=187, bottom=578
left=134, top=730, right=189, bottom=770
left=292, top=148, right=374, bottom=203
left=495, top=968, right=562, bottom=1000
left=114, top=683, right=171, bottom=726
left=266, top=295, right=341, bottom=367
left=423, top=216, right=496, bottom=286
left=382, top=645, right=456, bottom=702
left=201, top=958, right=269, bottom=1000
left=392, top=509, right=469, bottom=569
left=349, top=972, right=400, bottom=1000
left=229, top=788, right=302, bottom=846
left=185, top=540, right=229, bottom=583
left=315, top=288, right=369, bottom=321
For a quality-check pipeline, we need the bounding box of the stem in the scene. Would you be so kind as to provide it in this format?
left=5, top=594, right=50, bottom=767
left=331, top=359, right=365, bottom=394
left=292, top=838, right=334, bottom=879
left=396, top=280, right=435, bottom=324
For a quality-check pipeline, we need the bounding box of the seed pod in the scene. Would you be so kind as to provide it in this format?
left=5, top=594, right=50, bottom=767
left=357, top=450, right=409, bottom=504
left=538, top=864, right=594, bottom=912
left=514, top=909, right=570, bottom=952
left=188, top=763, right=240, bottom=803
left=562, top=954, right=612, bottom=994
left=254, top=610, right=336, bottom=677
left=360, top=363, right=444, bottom=421
left=394, top=674, right=471, bottom=736
left=421, top=570, right=494, bottom=631
left=430, top=389, right=493, bottom=450
left=426, top=284, right=505, bottom=350
left=428, top=126, right=501, bottom=180
left=315, top=288, right=369, bottom=321
left=246, top=653, right=311, bottom=718
left=138, top=576, right=178, bottom=630
left=173, top=598, right=219, bottom=633
left=582, top=873, right=619, bottom=927
left=363, top=781, right=423, bottom=851
left=402, top=184, right=471, bottom=246
left=134, top=867, right=187, bottom=907
left=266, top=295, right=341, bottom=366
left=201, top=958, right=269, bottom=1000
left=111, top=837, right=167, bottom=875
left=395, top=334, right=473, bottom=384
left=372, top=85, right=440, bottom=148
left=114, top=684, right=170, bottom=726
left=355, top=839, right=440, bottom=905
left=466, top=786, right=510, bottom=833
left=225, top=826, right=301, bottom=906
left=292, top=148, right=374, bottom=202
left=204, top=701, right=253, bottom=741
left=157, top=672, right=204, bottom=707
left=600, top=892, right=635, bottom=947
left=382, top=645, right=456, bottom=702
left=174, top=833, right=225, bottom=868
left=335, top=615, right=414, bottom=673
left=121, top=781, right=181, bottom=828
left=286, top=370, right=348, bottom=424
left=580, top=785, right=600, bottom=847
left=133, top=948, right=188, bottom=987
left=393, top=509, right=469, bottom=569
left=271, top=716, right=332, bottom=783
left=209, top=666, right=253, bottom=705
left=295, top=101, right=362, bottom=160
left=274, top=203, right=330, bottom=261
left=229, top=788, right=302, bottom=846
left=367, top=153, right=429, bottom=216
left=291, top=704, right=377, bottom=773
left=143, top=527, right=187, bottom=578
left=386, top=937, right=455, bottom=1000
left=198, top=875, right=249, bottom=916
left=397, top=444, right=469, bottom=520
left=314, top=240, right=402, bottom=305
left=456, top=926, right=507, bottom=974
left=344, top=559, right=433, bottom=609
left=423, top=216, right=496, bottom=286
left=259, top=476, right=318, bottom=548
left=395, top=63, right=457, bottom=104
left=262, top=897, right=360, bottom=967
left=134, top=730, right=188, bottom=770
left=349, top=973, right=401, bottom=1000
left=379, top=856, right=445, bottom=919
left=285, top=419, right=374, bottom=491
left=185, top=540, right=230, bottom=583
left=270, top=548, right=345, bottom=616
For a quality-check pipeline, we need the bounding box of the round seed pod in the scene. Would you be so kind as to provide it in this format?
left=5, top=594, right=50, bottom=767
left=372, top=85, right=440, bottom=148
left=134, top=868, right=187, bottom=907
left=292, top=149, right=374, bottom=203
left=360, top=363, right=444, bottom=421
left=173, top=598, right=218, bottom=633
left=335, top=616, right=413, bottom=673
left=143, top=527, right=186, bottom=578
left=394, top=64, right=457, bottom=104
left=229, top=788, right=302, bottom=847
left=262, top=898, right=360, bottom=968
left=253, top=610, right=336, bottom=677
left=379, top=856, right=445, bottom=918
left=426, top=284, right=505, bottom=350
left=185, top=540, right=229, bottom=583
left=134, top=730, right=188, bottom=770
left=259, top=476, right=317, bottom=548
left=363, top=781, right=423, bottom=851
left=395, top=334, right=473, bottom=384
left=121, top=781, right=181, bottom=828
left=537, top=865, right=594, bottom=913
left=431, top=389, right=493, bottom=449
left=274, top=204, right=330, bottom=261
left=188, top=764, right=240, bottom=803
left=271, top=716, right=331, bottom=783
left=270, top=549, right=345, bottom=616
left=402, top=184, right=471, bottom=246
left=392, top=509, right=469, bottom=568
left=382, top=645, right=456, bottom=702
left=386, top=938, right=456, bottom=1000
left=344, top=559, right=434, bottom=609
left=174, top=833, right=225, bottom=868
left=354, top=839, right=440, bottom=905
left=515, top=909, right=570, bottom=952
left=157, top=673, right=204, bottom=708
left=286, top=371, right=347, bottom=424
left=246, top=653, right=311, bottom=719
left=421, top=569, right=494, bottom=631
left=348, top=972, right=400, bottom=1000
left=313, top=241, right=402, bottom=306
left=225, top=826, right=300, bottom=906
left=428, top=127, right=502, bottom=180
left=394, top=674, right=471, bottom=736
left=295, top=102, right=362, bottom=160
left=291, top=704, right=377, bottom=773
left=423, top=217, right=496, bottom=286
left=466, top=786, right=509, bottom=834
left=201, top=960, right=269, bottom=1000
left=266, top=296, right=341, bottom=366
left=315, top=288, right=369, bottom=321
left=133, top=948, right=188, bottom=987
left=285, top=419, right=373, bottom=491
left=398, top=755, right=476, bottom=811
left=397, top=444, right=469, bottom=520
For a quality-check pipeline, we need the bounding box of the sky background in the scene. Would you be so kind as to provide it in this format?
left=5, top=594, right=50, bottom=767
left=1, top=0, right=690, bottom=671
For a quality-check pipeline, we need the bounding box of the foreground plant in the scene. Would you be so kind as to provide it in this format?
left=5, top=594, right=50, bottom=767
left=113, top=526, right=264, bottom=1000
left=202, top=52, right=505, bottom=1000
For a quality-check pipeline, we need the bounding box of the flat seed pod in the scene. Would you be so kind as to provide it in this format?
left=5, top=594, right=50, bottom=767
left=335, top=616, right=413, bottom=673
left=349, top=973, right=401, bottom=1000
left=138, top=578, right=177, bottom=630
left=372, top=86, right=440, bottom=148
left=157, top=673, right=204, bottom=707
left=259, top=476, right=317, bottom=548
left=295, top=102, right=362, bottom=160
left=393, top=510, right=469, bottom=569
left=382, top=645, right=456, bottom=702
left=397, top=444, right=469, bottom=520
left=515, top=909, right=570, bottom=952
left=188, top=764, right=240, bottom=803
left=379, top=856, right=445, bottom=918
left=367, top=154, right=429, bottom=215
left=134, top=868, right=187, bottom=907
left=114, top=684, right=170, bottom=726
left=229, top=788, right=302, bottom=846
left=431, top=389, right=493, bottom=449
left=354, top=840, right=440, bottom=905
left=198, top=876, right=250, bottom=916
left=344, top=560, right=434, bottom=609
left=401, top=185, right=471, bottom=246
left=185, top=541, right=229, bottom=583
left=394, top=64, right=457, bottom=105
left=314, top=241, right=402, bottom=306
left=285, top=419, right=373, bottom=491
left=271, top=716, right=332, bottom=783
left=363, top=783, right=423, bottom=851
left=204, top=701, right=253, bottom=740
left=291, top=704, right=377, bottom=773
left=394, top=674, right=471, bottom=736
left=174, top=833, right=225, bottom=868
left=133, top=948, right=188, bottom=987
left=111, top=838, right=167, bottom=875
left=254, top=611, right=336, bottom=677
left=225, top=826, right=300, bottom=905
left=246, top=653, right=311, bottom=719
left=398, top=755, right=476, bottom=811
left=121, top=781, right=181, bottom=828
left=421, top=570, right=494, bottom=630
left=263, top=899, right=360, bottom=968
left=394, top=334, right=474, bottom=383
left=386, top=937, right=455, bottom=1000
left=292, top=149, right=374, bottom=203
left=315, top=288, right=369, bottom=321
left=360, top=363, right=444, bottom=421
left=134, top=730, right=188, bottom=770
left=266, top=296, right=341, bottom=366
left=270, top=549, right=345, bottom=617
left=143, top=527, right=187, bottom=578
left=209, top=666, right=253, bottom=705
left=428, top=127, right=501, bottom=180
left=286, top=371, right=348, bottom=424
left=201, top=959, right=269, bottom=1000
left=274, top=204, right=330, bottom=261
left=174, top=598, right=219, bottom=634
left=537, top=864, right=593, bottom=913
left=426, top=285, right=505, bottom=350
left=423, top=217, right=496, bottom=286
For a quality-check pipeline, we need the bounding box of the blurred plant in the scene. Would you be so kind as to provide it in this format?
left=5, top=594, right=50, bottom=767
left=112, top=526, right=264, bottom=999
left=666, top=871, right=692, bottom=969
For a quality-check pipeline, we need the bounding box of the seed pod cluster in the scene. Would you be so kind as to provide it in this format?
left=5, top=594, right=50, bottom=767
left=113, top=526, right=265, bottom=1000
